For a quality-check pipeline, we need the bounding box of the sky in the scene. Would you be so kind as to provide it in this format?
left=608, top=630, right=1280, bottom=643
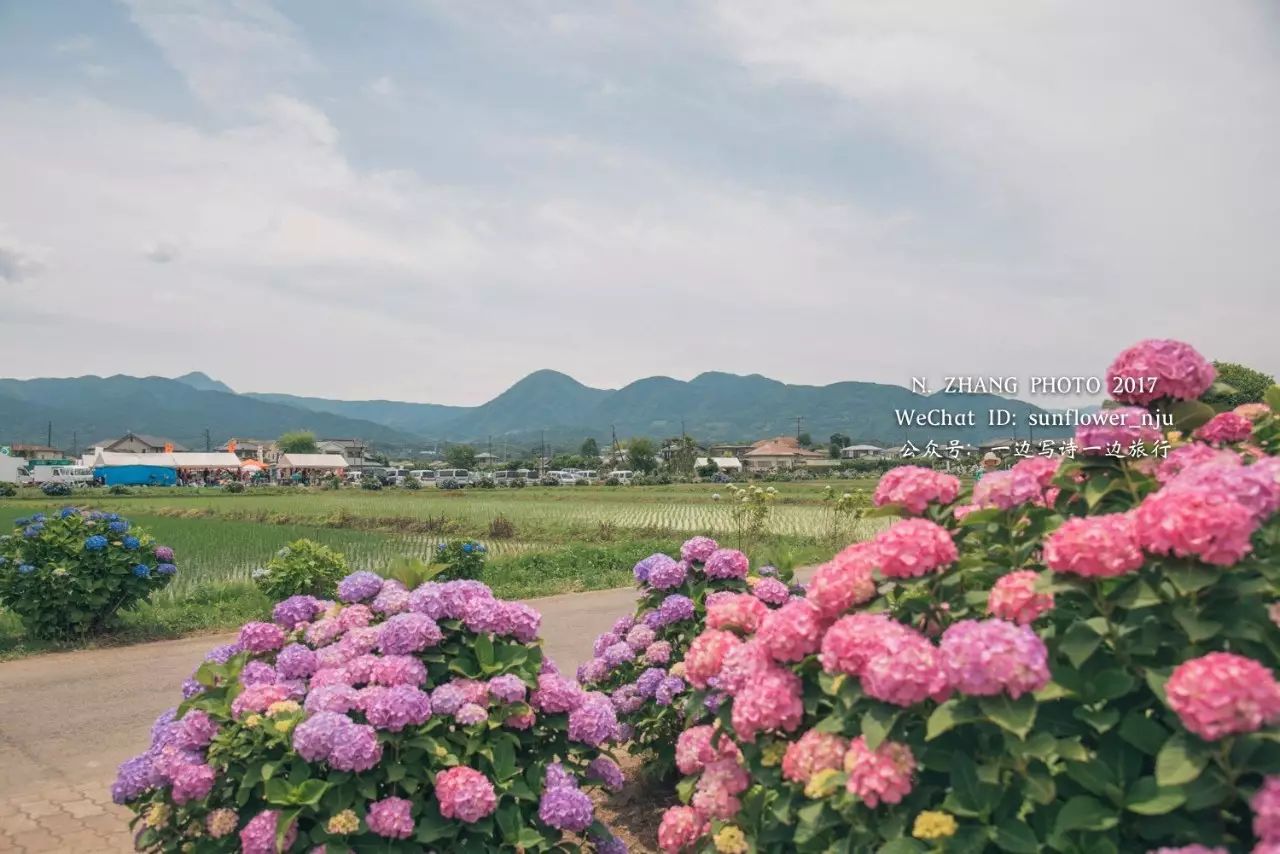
left=1, top=0, right=1278, bottom=407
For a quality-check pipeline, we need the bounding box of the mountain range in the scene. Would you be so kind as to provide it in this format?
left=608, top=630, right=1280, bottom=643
left=0, top=369, right=1071, bottom=453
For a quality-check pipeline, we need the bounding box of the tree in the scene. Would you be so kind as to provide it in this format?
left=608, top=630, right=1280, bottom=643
left=278, top=430, right=317, bottom=454
left=1202, top=361, right=1276, bottom=410
left=626, top=437, right=658, bottom=474
left=829, top=432, right=851, bottom=459
left=797, top=432, right=813, bottom=448
left=667, top=435, right=699, bottom=475
left=444, top=444, right=477, bottom=469
left=580, top=438, right=600, bottom=459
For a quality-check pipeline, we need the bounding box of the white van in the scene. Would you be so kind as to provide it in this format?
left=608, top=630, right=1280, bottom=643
left=609, top=470, right=633, bottom=484
left=554, top=471, right=580, bottom=486
left=37, top=465, right=94, bottom=486
left=0, top=456, right=32, bottom=485
left=410, top=469, right=437, bottom=485
left=435, top=469, right=471, bottom=487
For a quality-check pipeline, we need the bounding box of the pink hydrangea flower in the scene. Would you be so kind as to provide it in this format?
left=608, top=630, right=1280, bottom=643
left=680, top=535, right=719, bottom=564
left=939, top=619, right=1050, bottom=699
left=531, top=671, right=584, bottom=713
left=675, top=726, right=719, bottom=775
left=169, top=762, right=215, bottom=804
left=435, top=766, right=497, bottom=823
left=238, top=622, right=285, bottom=654
left=336, top=604, right=374, bottom=632
left=704, top=548, right=750, bottom=580
left=369, top=655, right=428, bottom=687
left=1107, top=339, right=1215, bottom=405
left=1253, top=776, right=1280, bottom=842
left=873, top=519, right=957, bottom=579
left=692, top=757, right=749, bottom=820
left=782, top=729, right=848, bottom=783
left=750, top=576, right=791, bottom=606
left=231, top=683, right=290, bottom=718
left=1195, top=412, right=1253, bottom=445
left=730, top=664, right=803, bottom=742
left=873, top=466, right=961, bottom=514
left=843, top=737, right=915, bottom=808
left=988, top=570, right=1054, bottom=624
left=820, top=613, right=912, bottom=677
left=717, top=638, right=771, bottom=693
left=1076, top=406, right=1163, bottom=454
left=807, top=543, right=878, bottom=618
left=1165, top=652, right=1280, bottom=741
left=862, top=628, right=949, bottom=707
left=658, top=805, right=707, bottom=853
left=367, top=796, right=414, bottom=839
left=706, top=593, right=769, bottom=634
left=1158, top=444, right=1241, bottom=483
left=756, top=599, right=825, bottom=662
left=684, top=629, right=742, bottom=689
left=1044, top=513, right=1144, bottom=578
left=1236, top=402, right=1272, bottom=421
left=239, top=810, right=297, bottom=854
left=1163, top=459, right=1280, bottom=522
left=1134, top=487, right=1257, bottom=566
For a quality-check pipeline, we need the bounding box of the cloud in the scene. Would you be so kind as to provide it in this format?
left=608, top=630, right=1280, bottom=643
left=54, top=34, right=94, bottom=54
left=366, top=75, right=397, bottom=100
left=144, top=242, right=179, bottom=263
left=0, top=232, right=46, bottom=284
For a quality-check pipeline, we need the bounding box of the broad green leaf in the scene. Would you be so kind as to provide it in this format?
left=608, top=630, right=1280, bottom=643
left=1059, top=621, right=1102, bottom=669
left=1118, top=711, right=1168, bottom=756
left=1170, top=400, right=1216, bottom=432
left=1164, top=564, right=1218, bottom=595
left=862, top=707, right=897, bottom=750
left=993, top=819, right=1039, bottom=853
left=1125, top=777, right=1186, bottom=815
left=979, top=694, right=1037, bottom=739
left=473, top=632, right=495, bottom=670
left=926, top=700, right=965, bottom=740
left=1156, top=734, right=1209, bottom=786
left=1053, top=795, right=1118, bottom=835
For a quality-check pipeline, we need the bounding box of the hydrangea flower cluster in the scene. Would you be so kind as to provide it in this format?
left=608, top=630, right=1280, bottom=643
left=873, top=465, right=961, bottom=515
left=115, top=572, right=627, bottom=852
left=579, top=538, right=793, bottom=778
left=658, top=336, right=1280, bottom=854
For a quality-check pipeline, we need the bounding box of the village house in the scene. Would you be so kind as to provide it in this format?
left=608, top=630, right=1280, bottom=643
left=92, top=432, right=189, bottom=454
left=839, top=443, right=889, bottom=459
left=217, top=438, right=279, bottom=464
left=317, top=438, right=371, bottom=466
left=8, top=443, right=64, bottom=461
left=742, top=436, right=827, bottom=471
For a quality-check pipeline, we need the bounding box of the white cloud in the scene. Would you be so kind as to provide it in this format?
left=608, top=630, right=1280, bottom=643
left=0, top=230, right=47, bottom=284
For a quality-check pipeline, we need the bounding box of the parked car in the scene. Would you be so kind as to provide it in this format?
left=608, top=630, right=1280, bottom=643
left=435, top=469, right=471, bottom=488
left=0, top=456, right=32, bottom=485
left=35, top=465, right=94, bottom=487
left=382, top=468, right=411, bottom=486
left=410, top=469, right=437, bottom=486
left=575, top=469, right=598, bottom=484
left=553, top=471, right=581, bottom=486
left=607, top=470, right=634, bottom=484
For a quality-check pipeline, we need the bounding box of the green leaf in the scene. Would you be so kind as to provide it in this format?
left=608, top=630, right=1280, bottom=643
left=1025, top=767, right=1056, bottom=805
left=1170, top=400, right=1216, bottom=432
left=1125, top=777, right=1186, bottom=815
left=993, top=819, right=1039, bottom=853
left=491, top=737, right=517, bottom=782
left=1059, top=621, right=1103, bottom=669
left=979, top=694, right=1037, bottom=739
left=1165, top=564, right=1218, bottom=595
left=1064, top=761, right=1116, bottom=799
left=926, top=700, right=971, bottom=740
left=473, top=633, right=495, bottom=670
left=1118, top=711, right=1168, bottom=756
left=1156, top=734, right=1210, bottom=787
left=1073, top=705, right=1120, bottom=734
left=878, top=840, right=926, bottom=854
left=861, top=707, right=897, bottom=750
left=794, top=801, right=830, bottom=846
left=949, top=755, right=999, bottom=817
left=1053, top=795, right=1118, bottom=835
left=1264, top=385, right=1280, bottom=412
left=1172, top=606, right=1222, bottom=643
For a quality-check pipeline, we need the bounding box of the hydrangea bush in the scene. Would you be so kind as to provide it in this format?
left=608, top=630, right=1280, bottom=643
left=253, top=539, right=349, bottom=600
left=0, top=509, right=177, bottom=637
left=115, top=571, right=629, bottom=852
left=579, top=539, right=798, bottom=780
left=432, top=540, right=488, bottom=582
left=660, top=339, right=1280, bottom=853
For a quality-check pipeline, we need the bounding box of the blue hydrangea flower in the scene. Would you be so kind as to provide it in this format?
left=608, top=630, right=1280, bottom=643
left=108, top=520, right=129, bottom=534
left=32, top=514, right=45, bottom=523
left=437, top=543, right=447, bottom=552
left=59, top=507, right=77, bottom=518
left=133, top=564, right=151, bottom=578
left=106, top=513, right=121, bottom=522
left=13, top=517, right=29, bottom=527
left=476, top=544, right=487, bottom=553
left=84, top=535, right=108, bottom=551
left=123, top=536, right=140, bottom=550
left=23, top=525, right=42, bottom=538
left=462, top=543, right=473, bottom=553
left=18, top=564, right=35, bottom=575
left=157, top=563, right=177, bottom=576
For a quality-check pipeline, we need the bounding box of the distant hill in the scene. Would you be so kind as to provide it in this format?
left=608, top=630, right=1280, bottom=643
left=0, top=369, right=1072, bottom=453
left=0, top=376, right=420, bottom=451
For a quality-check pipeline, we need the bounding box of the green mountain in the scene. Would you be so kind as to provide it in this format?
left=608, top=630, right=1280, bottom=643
left=244, top=392, right=463, bottom=435
left=173, top=371, right=235, bottom=394
left=0, top=376, right=420, bottom=451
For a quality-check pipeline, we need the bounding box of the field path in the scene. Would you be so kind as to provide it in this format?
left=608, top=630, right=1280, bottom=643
left=0, top=572, right=812, bottom=852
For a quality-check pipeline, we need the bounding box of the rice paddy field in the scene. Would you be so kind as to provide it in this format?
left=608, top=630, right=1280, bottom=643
left=0, top=481, right=881, bottom=655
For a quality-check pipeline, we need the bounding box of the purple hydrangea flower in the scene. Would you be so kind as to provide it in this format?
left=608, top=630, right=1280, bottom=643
left=499, top=602, right=541, bottom=642
left=487, top=674, right=527, bottom=704
left=593, top=631, right=621, bottom=658
left=752, top=577, right=791, bottom=605
left=292, top=711, right=351, bottom=762
left=655, top=676, right=686, bottom=706
left=625, top=624, right=656, bottom=651
left=642, top=611, right=664, bottom=630
left=201, top=642, right=241, bottom=665
left=538, top=785, right=595, bottom=831
left=407, top=582, right=446, bottom=619
left=704, top=548, right=750, bottom=580
left=704, top=691, right=727, bottom=712
left=611, top=615, right=636, bottom=635
left=181, top=678, right=203, bottom=699
left=455, top=703, right=488, bottom=725
left=578, top=657, right=609, bottom=684
left=156, top=563, right=177, bottom=576
left=590, top=834, right=630, bottom=854
left=238, top=621, right=285, bottom=654
left=603, top=641, right=635, bottom=669
left=304, top=684, right=361, bottom=715
left=377, top=612, right=442, bottom=655
left=369, top=655, right=427, bottom=687
left=568, top=691, right=619, bottom=747
left=636, top=668, right=666, bottom=698
left=680, top=536, right=719, bottom=564
left=545, top=761, right=577, bottom=790
left=463, top=596, right=504, bottom=633
left=438, top=580, right=495, bottom=620
left=339, top=626, right=380, bottom=657
left=611, top=684, right=643, bottom=714
left=239, top=660, right=277, bottom=686
left=154, top=545, right=175, bottom=562
left=364, top=685, right=432, bottom=731
left=272, top=595, right=323, bottom=630
left=337, top=571, right=384, bottom=603
left=371, top=580, right=411, bottom=616
left=644, top=641, right=672, bottom=666
left=587, top=756, right=626, bottom=791
left=533, top=672, right=584, bottom=713
left=431, top=682, right=467, bottom=716
left=170, top=762, right=216, bottom=804
left=327, top=720, right=382, bottom=772
left=111, top=753, right=160, bottom=803
left=658, top=594, right=695, bottom=625
left=647, top=556, right=688, bottom=590
left=275, top=643, right=318, bottom=680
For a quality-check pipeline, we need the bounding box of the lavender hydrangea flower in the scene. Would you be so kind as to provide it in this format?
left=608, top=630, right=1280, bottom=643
left=593, top=631, right=621, bottom=658
left=431, top=682, right=468, bottom=716
left=438, top=580, right=495, bottom=620
left=154, top=545, right=175, bottom=562
left=538, top=785, right=594, bottom=831
left=636, top=668, right=666, bottom=698
left=611, top=684, right=644, bottom=714
left=328, top=720, right=382, bottom=772
left=752, top=577, right=790, bottom=605
left=407, top=582, right=446, bottom=619
left=487, top=674, right=527, bottom=704
left=292, top=711, right=351, bottom=762
left=658, top=594, right=695, bottom=625
left=111, top=753, right=161, bottom=803
left=156, top=563, right=177, bottom=576
left=611, top=615, right=636, bottom=635
left=655, top=676, right=686, bottom=706
left=272, top=595, right=323, bottom=630
left=644, top=641, right=672, bottom=666
left=603, top=642, right=635, bottom=668
left=364, top=685, right=432, bottom=731
left=499, top=602, right=541, bottom=642
left=371, top=580, right=411, bottom=615
left=238, top=621, right=285, bottom=654
left=545, top=761, right=578, bottom=790
left=625, top=624, right=656, bottom=651
left=578, top=658, right=609, bottom=684
left=704, top=548, right=750, bottom=580
left=275, top=644, right=318, bottom=680
left=568, top=691, right=618, bottom=747
left=587, top=756, right=626, bottom=791
left=590, top=833, right=630, bottom=854
left=337, top=571, right=384, bottom=603
left=304, top=684, right=361, bottom=715
left=377, top=612, right=443, bottom=655
left=239, top=660, right=277, bottom=686
left=680, top=535, right=719, bottom=564
left=455, top=703, right=488, bottom=725
left=646, top=556, right=688, bottom=590
left=532, top=672, right=584, bottom=713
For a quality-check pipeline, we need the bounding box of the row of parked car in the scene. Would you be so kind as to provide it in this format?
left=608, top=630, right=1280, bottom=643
left=348, top=468, right=637, bottom=488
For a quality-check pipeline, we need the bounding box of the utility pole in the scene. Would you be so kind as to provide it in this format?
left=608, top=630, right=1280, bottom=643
left=681, top=418, right=686, bottom=439
left=72, top=431, right=77, bottom=457
left=611, top=424, right=620, bottom=465
left=795, top=416, right=804, bottom=440
left=540, top=430, right=546, bottom=476
left=47, top=421, right=52, bottom=449
left=204, top=428, right=211, bottom=452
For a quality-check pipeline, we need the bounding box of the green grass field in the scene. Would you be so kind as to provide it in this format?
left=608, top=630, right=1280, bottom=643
left=0, top=482, right=879, bottom=657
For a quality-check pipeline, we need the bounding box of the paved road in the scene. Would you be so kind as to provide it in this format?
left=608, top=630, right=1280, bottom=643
left=0, top=571, right=813, bottom=852
left=0, top=584, right=644, bottom=852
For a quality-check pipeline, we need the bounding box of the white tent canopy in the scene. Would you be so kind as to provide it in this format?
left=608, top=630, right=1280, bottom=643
left=87, top=450, right=177, bottom=468
left=277, top=453, right=348, bottom=470
left=170, top=452, right=242, bottom=469
left=695, top=456, right=743, bottom=471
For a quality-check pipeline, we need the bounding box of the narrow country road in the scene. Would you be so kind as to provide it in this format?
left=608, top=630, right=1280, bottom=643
left=0, top=569, right=813, bottom=852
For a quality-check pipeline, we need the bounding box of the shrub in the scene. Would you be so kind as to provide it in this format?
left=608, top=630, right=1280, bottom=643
left=403, top=476, right=422, bottom=490
left=224, top=480, right=246, bottom=494
left=114, top=573, right=629, bottom=852
left=575, top=479, right=590, bottom=487
left=581, top=538, right=797, bottom=781
left=361, top=474, right=382, bottom=491
left=0, top=482, right=16, bottom=497
left=321, top=474, right=342, bottom=490
left=432, top=540, right=487, bottom=582
left=478, top=477, right=497, bottom=489
left=605, top=477, right=622, bottom=487
left=540, top=476, right=559, bottom=487
left=41, top=480, right=72, bottom=496
left=489, top=515, right=517, bottom=540
left=660, top=339, right=1280, bottom=853
left=252, top=540, right=348, bottom=600
left=108, top=484, right=132, bottom=495
left=510, top=478, right=527, bottom=489
left=0, top=509, right=178, bottom=638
